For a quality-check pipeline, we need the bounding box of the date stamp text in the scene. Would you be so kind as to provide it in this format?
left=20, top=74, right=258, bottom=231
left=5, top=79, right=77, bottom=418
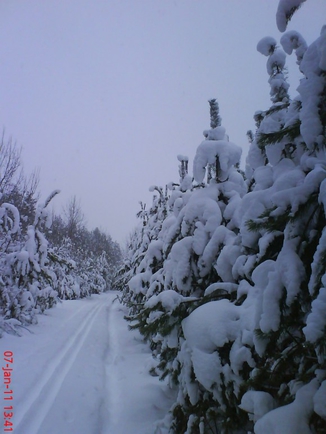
left=3, top=351, right=13, bottom=432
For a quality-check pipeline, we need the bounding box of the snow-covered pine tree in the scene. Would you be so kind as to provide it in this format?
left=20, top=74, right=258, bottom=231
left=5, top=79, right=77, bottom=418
left=77, top=252, right=109, bottom=297
left=48, top=238, right=81, bottom=300
left=245, top=35, right=292, bottom=184
left=117, top=185, right=169, bottom=315
left=125, top=101, right=251, bottom=433
left=48, top=203, right=121, bottom=299
left=124, top=157, right=195, bottom=373
left=0, top=202, right=21, bottom=333
left=0, top=133, right=40, bottom=233
left=1, top=191, right=60, bottom=325
left=164, top=117, right=249, bottom=433
left=239, top=3, right=326, bottom=432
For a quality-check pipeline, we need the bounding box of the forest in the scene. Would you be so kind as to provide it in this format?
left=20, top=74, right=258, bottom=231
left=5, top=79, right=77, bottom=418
left=0, top=138, right=121, bottom=329
left=1, top=0, right=326, bottom=433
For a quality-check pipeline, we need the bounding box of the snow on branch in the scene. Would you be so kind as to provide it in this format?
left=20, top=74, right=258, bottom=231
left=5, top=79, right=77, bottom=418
left=0, top=202, right=20, bottom=234
left=257, top=37, right=277, bottom=56
left=280, top=30, right=307, bottom=66
left=276, top=0, right=307, bottom=32
left=34, top=190, right=60, bottom=229
left=193, top=139, right=242, bottom=184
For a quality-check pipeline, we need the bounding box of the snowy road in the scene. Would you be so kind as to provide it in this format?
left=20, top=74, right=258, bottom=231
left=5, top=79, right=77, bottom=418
left=0, top=292, right=173, bottom=434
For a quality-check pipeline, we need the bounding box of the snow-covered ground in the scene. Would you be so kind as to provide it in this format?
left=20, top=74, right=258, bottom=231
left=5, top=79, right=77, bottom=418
left=0, top=292, right=174, bottom=434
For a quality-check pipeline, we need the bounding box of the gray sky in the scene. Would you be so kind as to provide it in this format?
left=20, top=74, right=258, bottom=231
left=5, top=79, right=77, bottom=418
left=0, top=0, right=325, bottom=245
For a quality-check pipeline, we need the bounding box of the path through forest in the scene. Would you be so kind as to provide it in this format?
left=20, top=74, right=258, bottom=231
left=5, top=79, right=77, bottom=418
left=0, top=292, right=173, bottom=434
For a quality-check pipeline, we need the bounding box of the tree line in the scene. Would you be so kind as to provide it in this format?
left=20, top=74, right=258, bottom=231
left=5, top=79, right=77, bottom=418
left=0, top=135, right=121, bottom=334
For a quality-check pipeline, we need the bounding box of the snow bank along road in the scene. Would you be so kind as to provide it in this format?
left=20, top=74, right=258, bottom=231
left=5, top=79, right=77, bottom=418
left=0, top=291, right=173, bottom=434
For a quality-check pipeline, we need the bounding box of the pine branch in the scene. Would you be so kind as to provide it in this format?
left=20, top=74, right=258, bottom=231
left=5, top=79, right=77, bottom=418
left=257, top=119, right=301, bottom=148
left=246, top=206, right=291, bottom=233
left=44, top=190, right=60, bottom=209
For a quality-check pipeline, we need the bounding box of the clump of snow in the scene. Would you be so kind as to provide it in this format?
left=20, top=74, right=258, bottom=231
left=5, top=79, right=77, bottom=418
left=234, top=255, right=257, bottom=282
left=254, top=379, right=319, bottom=434
left=277, top=239, right=306, bottom=305
left=308, top=226, right=326, bottom=296
left=180, top=174, right=192, bottom=192
left=298, top=30, right=326, bottom=149
left=314, top=380, right=326, bottom=420
left=259, top=112, right=281, bottom=135
left=251, top=260, right=281, bottom=334
left=180, top=184, right=223, bottom=237
left=229, top=337, right=255, bottom=376
left=193, top=221, right=209, bottom=256
left=269, top=77, right=290, bottom=102
left=239, top=390, right=275, bottom=422
left=245, top=142, right=266, bottom=177
left=128, top=271, right=151, bottom=295
left=280, top=30, right=307, bottom=65
left=199, top=225, right=236, bottom=277
left=237, top=189, right=272, bottom=249
left=177, top=340, right=200, bottom=406
left=204, top=282, right=238, bottom=297
left=193, top=139, right=242, bottom=183
left=271, top=163, right=326, bottom=216
left=177, top=154, right=189, bottom=162
left=257, top=231, right=282, bottom=261
left=276, top=0, right=307, bottom=32
left=267, top=49, right=286, bottom=75
left=145, top=290, right=195, bottom=313
left=164, top=237, right=193, bottom=294
left=272, top=157, right=297, bottom=181
left=303, top=284, right=326, bottom=344
left=203, top=126, right=226, bottom=141
left=253, top=166, right=273, bottom=190
left=190, top=346, right=222, bottom=391
left=138, top=239, right=163, bottom=271
left=0, top=202, right=20, bottom=234
left=257, top=37, right=277, bottom=56
left=182, top=300, right=240, bottom=353
left=181, top=300, right=242, bottom=397
left=319, top=25, right=326, bottom=70
left=215, top=243, right=242, bottom=282
left=172, top=197, right=183, bottom=217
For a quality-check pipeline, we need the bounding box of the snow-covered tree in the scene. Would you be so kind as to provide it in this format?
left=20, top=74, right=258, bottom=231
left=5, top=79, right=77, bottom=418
left=48, top=200, right=122, bottom=298
left=63, top=195, right=85, bottom=241
left=239, top=3, right=326, bottom=432
left=118, top=184, right=170, bottom=314
left=121, top=3, right=326, bottom=432
left=121, top=102, right=251, bottom=432
left=48, top=240, right=81, bottom=300
left=0, top=191, right=59, bottom=327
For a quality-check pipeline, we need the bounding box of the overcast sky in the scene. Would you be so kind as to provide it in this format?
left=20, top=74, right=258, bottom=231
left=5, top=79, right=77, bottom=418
left=0, top=0, right=325, bottom=245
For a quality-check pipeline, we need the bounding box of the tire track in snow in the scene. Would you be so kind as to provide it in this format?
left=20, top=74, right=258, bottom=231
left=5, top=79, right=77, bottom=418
left=14, top=298, right=104, bottom=434
left=106, top=297, right=122, bottom=429
left=97, top=302, right=113, bottom=433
